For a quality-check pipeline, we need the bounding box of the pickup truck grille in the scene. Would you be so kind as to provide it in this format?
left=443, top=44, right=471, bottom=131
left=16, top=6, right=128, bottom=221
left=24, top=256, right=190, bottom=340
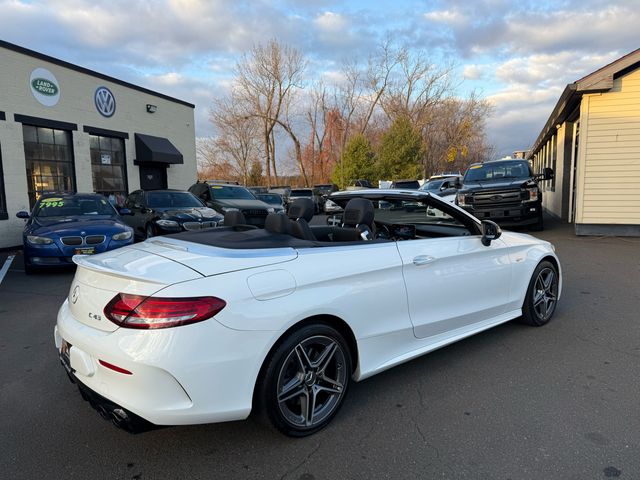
left=241, top=209, right=269, bottom=226
left=471, top=188, right=522, bottom=208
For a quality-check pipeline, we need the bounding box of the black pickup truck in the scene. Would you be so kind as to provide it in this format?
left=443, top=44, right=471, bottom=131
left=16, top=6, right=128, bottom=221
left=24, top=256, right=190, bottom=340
left=455, top=159, right=553, bottom=231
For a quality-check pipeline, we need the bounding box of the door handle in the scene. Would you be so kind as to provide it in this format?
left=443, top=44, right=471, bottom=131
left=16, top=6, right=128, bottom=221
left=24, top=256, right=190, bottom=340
left=413, top=255, right=436, bottom=266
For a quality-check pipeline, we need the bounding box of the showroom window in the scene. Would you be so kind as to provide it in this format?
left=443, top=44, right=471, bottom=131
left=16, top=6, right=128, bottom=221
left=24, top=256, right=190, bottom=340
left=23, top=125, right=75, bottom=208
left=0, top=143, right=7, bottom=220
left=89, top=135, right=127, bottom=206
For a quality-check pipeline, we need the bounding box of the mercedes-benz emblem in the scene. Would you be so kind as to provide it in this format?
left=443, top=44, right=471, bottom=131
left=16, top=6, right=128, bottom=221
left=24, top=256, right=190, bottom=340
left=71, top=285, right=80, bottom=304
left=94, top=86, right=116, bottom=117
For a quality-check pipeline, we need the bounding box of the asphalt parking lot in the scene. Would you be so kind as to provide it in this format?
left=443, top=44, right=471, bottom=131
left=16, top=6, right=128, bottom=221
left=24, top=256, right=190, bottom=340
left=1, top=216, right=639, bottom=479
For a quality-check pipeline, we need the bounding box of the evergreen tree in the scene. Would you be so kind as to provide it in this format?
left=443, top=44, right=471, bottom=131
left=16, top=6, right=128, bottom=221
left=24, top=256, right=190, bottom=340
left=377, top=116, right=423, bottom=180
left=331, top=134, right=376, bottom=188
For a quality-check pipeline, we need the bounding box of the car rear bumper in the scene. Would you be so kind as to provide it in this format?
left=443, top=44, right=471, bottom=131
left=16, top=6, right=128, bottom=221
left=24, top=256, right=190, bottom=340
left=55, top=299, right=275, bottom=428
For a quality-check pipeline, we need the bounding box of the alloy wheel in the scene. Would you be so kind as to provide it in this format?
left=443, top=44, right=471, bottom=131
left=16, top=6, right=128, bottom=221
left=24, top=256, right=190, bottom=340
left=533, top=267, right=558, bottom=320
left=276, top=335, right=347, bottom=428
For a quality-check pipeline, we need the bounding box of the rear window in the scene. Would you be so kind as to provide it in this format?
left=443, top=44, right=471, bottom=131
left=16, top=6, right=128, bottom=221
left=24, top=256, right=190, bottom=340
left=392, top=181, right=420, bottom=189
left=291, top=189, right=312, bottom=196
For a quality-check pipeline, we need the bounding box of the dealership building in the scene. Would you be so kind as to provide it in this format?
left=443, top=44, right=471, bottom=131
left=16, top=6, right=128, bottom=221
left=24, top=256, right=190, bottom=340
left=0, top=40, right=197, bottom=249
left=529, top=49, right=640, bottom=236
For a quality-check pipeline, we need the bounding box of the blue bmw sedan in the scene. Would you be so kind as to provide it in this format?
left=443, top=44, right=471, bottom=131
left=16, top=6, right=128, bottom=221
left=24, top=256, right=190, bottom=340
left=16, top=193, right=134, bottom=273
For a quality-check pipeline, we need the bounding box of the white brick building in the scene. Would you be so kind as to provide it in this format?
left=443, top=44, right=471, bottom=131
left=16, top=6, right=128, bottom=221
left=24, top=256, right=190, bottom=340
left=0, top=41, right=197, bottom=248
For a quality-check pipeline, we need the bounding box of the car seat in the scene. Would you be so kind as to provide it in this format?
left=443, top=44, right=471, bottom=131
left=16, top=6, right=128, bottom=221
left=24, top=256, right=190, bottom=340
left=223, top=210, right=257, bottom=230
left=287, top=198, right=316, bottom=241
left=264, top=213, right=291, bottom=235
left=333, top=198, right=376, bottom=241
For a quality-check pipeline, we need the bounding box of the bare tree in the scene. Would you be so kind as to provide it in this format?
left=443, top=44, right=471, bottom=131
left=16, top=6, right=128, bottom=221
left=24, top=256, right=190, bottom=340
left=206, top=95, right=262, bottom=185
left=422, top=93, right=494, bottom=176
left=359, top=38, right=403, bottom=135
left=380, top=49, right=454, bottom=129
left=234, top=39, right=306, bottom=186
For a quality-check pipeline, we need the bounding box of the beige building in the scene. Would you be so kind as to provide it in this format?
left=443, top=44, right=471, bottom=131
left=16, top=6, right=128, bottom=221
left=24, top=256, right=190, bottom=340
left=0, top=41, right=197, bottom=249
left=528, top=49, right=640, bottom=235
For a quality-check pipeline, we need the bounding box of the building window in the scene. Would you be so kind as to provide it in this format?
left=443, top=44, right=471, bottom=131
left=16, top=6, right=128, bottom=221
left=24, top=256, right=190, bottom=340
left=0, top=143, right=7, bottom=220
left=89, top=135, right=127, bottom=206
left=23, top=125, right=75, bottom=208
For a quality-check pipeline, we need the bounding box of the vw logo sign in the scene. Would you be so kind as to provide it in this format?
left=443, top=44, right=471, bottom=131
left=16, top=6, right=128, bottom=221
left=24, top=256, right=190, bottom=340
left=94, top=86, right=116, bottom=117
left=71, top=285, right=80, bottom=304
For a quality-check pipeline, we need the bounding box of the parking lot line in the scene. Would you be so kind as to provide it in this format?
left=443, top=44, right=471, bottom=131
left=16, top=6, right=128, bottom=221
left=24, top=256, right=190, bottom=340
left=0, top=255, right=15, bottom=286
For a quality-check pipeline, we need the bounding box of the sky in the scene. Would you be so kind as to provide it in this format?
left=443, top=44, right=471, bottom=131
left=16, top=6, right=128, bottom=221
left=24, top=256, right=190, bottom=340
left=1, top=0, right=638, bottom=157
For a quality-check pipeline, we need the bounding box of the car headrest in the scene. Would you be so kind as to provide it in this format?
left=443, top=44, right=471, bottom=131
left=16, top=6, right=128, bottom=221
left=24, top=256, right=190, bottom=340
left=223, top=210, right=247, bottom=227
left=265, top=213, right=291, bottom=234
left=287, top=198, right=314, bottom=221
left=343, top=198, right=374, bottom=227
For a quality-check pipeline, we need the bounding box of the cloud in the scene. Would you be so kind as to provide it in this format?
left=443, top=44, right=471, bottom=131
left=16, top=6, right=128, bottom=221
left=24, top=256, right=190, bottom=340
left=423, top=9, right=469, bottom=27
left=463, top=64, right=484, bottom=80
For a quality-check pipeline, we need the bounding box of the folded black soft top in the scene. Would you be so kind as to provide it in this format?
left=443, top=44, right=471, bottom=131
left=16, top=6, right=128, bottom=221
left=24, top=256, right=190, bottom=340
left=167, top=226, right=390, bottom=249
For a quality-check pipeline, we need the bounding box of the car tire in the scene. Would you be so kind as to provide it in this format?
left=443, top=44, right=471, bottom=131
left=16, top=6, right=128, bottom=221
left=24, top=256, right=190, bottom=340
left=519, top=260, right=559, bottom=326
left=529, top=213, right=544, bottom=232
left=145, top=223, right=155, bottom=239
left=23, top=255, right=35, bottom=275
left=256, top=323, right=352, bottom=437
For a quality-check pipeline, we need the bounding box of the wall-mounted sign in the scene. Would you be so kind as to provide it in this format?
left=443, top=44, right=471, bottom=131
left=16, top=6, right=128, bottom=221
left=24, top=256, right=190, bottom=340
left=100, top=153, right=112, bottom=165
left=94, top=86, right=116, bottom=117
left=29, top=68, right=60, bottom=107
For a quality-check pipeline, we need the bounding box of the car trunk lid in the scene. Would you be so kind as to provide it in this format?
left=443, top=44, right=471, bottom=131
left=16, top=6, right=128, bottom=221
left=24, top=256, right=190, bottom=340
left=131, top=237, right=298, bottom=277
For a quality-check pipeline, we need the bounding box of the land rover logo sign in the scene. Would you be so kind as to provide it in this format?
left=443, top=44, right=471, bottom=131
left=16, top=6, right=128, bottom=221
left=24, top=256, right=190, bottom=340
left=94, top=86, right=116, bottom=117
left=29, top=68, right=60, bottom=107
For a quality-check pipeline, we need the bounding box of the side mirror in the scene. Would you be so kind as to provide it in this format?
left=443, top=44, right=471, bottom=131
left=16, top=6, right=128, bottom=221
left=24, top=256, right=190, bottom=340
left=118, top=208, right=133, bottom=216
left=481, top=220, right=502, bottom=246
left=544, top=167, right=554, bottom=181
left=327, top=214, right=342, bottom=227
left=16, top=211, right=30, bottom=219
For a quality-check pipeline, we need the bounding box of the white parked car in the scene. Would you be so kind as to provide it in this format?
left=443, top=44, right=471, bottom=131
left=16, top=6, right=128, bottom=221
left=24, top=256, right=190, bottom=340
left=55, top=191, right=561, bottom=436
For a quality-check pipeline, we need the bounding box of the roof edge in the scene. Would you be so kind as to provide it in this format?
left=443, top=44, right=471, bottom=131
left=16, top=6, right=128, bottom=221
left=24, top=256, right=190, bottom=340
left=0, top=40, right=195, bottom=109
left=527, top=84, right=579, bottom=158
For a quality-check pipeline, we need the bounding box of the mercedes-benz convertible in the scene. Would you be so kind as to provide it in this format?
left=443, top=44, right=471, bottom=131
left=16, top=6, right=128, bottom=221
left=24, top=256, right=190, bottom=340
left=55, top=189, right=561, bottom=436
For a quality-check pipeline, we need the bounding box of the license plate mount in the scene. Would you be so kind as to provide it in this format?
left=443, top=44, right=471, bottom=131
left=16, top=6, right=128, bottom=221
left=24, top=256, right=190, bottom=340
left=74, top=247, right=95, bottom=255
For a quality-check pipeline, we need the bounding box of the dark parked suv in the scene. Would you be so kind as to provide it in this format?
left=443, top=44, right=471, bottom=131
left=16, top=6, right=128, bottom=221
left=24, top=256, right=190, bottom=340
left=188, top=181, right=275, bottom=227
left=455, top=159, right=553, bottom=231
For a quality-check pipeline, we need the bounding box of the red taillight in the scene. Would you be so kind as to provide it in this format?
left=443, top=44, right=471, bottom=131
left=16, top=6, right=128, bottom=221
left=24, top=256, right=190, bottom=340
left=103, top=294, right=226, bottom=329
left=99, top=359, right=133, bottom=375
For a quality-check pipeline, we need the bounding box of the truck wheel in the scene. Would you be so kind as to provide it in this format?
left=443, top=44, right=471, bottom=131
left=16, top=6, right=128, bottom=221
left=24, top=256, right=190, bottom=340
left=529, top=214, right=544, bottom=232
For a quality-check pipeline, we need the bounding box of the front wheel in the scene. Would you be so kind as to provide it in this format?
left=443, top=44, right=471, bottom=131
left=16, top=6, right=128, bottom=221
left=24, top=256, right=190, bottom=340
left=256, top=324, right=352, bottom=437
left=520, top=260, right=559, bottom=326
left=529, top=213, right=544, bottom=231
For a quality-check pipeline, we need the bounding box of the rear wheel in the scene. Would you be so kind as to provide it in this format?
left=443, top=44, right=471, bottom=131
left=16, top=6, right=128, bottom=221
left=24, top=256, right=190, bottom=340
left=256, top=324, right=352, bottom=437
left=520, top=260, right=559, bottom=326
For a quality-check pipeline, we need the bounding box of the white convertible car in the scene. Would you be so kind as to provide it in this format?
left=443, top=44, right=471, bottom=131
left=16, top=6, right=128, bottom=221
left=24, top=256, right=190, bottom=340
left=55, top=190, right=561, bottom=436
